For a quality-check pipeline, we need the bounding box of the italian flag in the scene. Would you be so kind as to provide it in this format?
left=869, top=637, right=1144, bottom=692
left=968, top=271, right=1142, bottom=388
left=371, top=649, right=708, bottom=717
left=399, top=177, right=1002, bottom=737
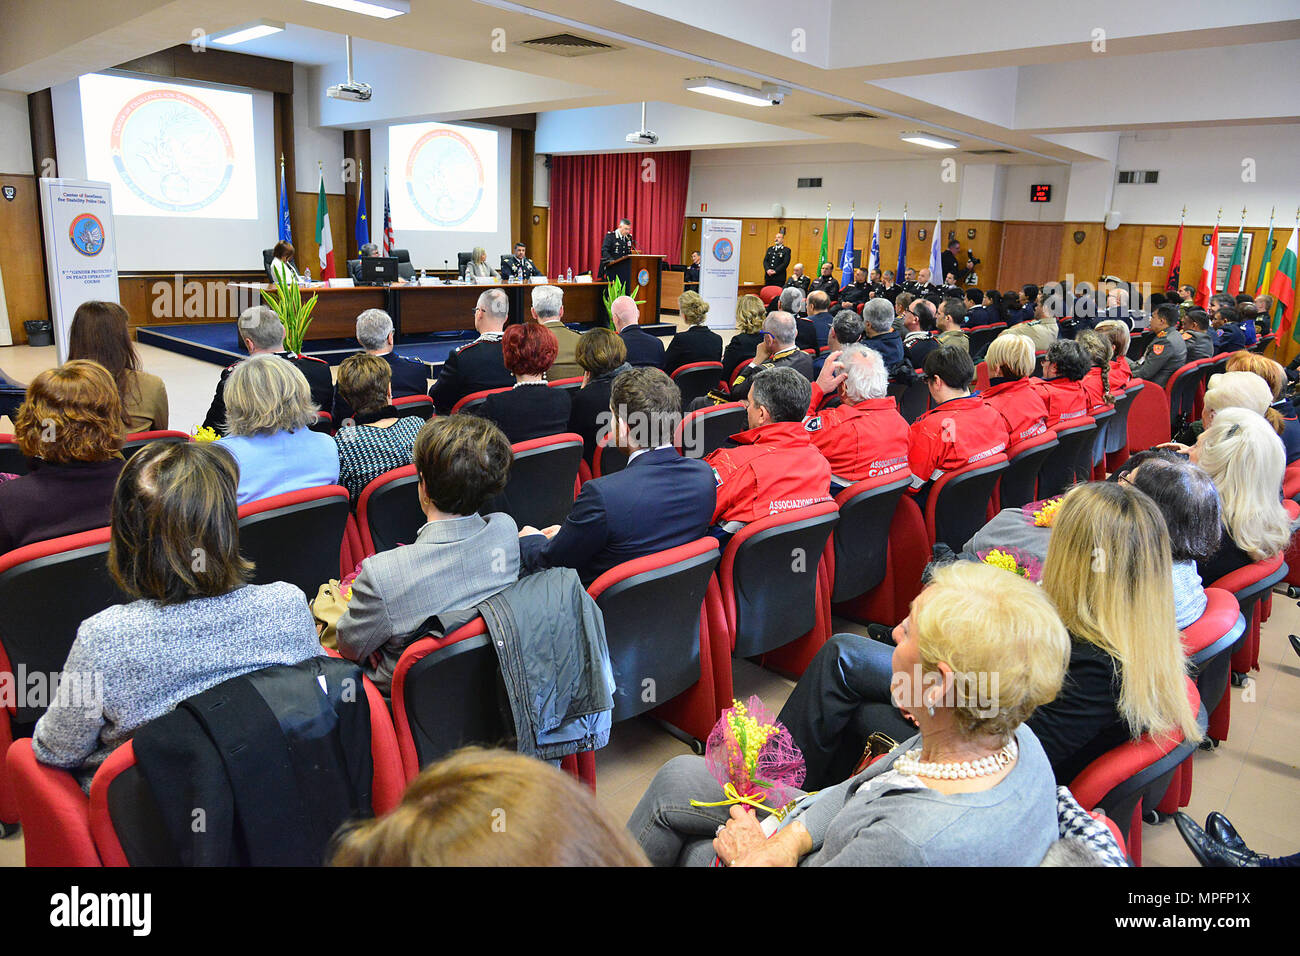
left=316, top=171, right=334, bottom=280
left=1272, top=227, right=1297, bottom=342
left=1195, top=223, right=1219, bottom=308
left=1224, top=224, right=1247, bottom=296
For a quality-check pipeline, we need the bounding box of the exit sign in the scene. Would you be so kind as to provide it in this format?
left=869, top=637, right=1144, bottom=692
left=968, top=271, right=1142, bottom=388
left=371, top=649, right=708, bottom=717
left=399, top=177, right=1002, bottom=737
left=1030, top=184, right=1052, bottom=203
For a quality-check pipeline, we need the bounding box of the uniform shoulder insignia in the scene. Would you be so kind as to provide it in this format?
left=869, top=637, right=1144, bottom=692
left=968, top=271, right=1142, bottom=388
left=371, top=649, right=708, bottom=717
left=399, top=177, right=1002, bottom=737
left=1153, top=344, right=1165, bottom=356
left=805, top=416, right=823, bottom=432
left=711, top=466, right=724, bottom=487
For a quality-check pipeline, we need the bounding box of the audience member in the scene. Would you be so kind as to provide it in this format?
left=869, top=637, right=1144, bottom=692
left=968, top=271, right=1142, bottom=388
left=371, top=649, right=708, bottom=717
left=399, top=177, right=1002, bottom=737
left=428, top=288, right=514, bottom=414
left=981, top=334, right=1049, bottom=447
left=1211, top=306, right=1247, bottom=355
left=569, top=328, right=632, bottom=464
left=804, top=345, right=909, bottom=484
left=902, top=298, right=939, bottom=367
left=1033, top=339, right=1091, bottom=428
left=860, top=299, right=904, bottom=367
left=1180, top=309, right=1214, bottom=361
left=333, top=308, right=428, bottom=421
left=67, top=300, right=168, bottom=433
left=1094, top=320, right=1133, bottom=388
left=964, top=287, right=995, bottom=326
left=805, top=290, right=835, bottom=348
left=828, top=309, right=864, bottom=350
left=662, top=291, right=723, bottom=375
left=612, top=295, right=666, bottom=368
left=1224, top=351, right=1300, bottom=463
left=333, top=353, right=425, bottom=501
left=530, top=285, right=582, bottom=379
left=721, top=294, right=768, bottom=381
left=936, top=299, right=970, bottom=353
left=476, top=322, right=572, bottom=444
left=728, top=312, right=814, bottom=402
left=1076, top=329, right=1115, bottom=410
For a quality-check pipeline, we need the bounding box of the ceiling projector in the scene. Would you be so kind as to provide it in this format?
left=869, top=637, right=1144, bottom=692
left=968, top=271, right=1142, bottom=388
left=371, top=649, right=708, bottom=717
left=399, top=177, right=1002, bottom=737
left=328, top=80, right=372, bottom=102
left=625, top=129, right=659, bottom=146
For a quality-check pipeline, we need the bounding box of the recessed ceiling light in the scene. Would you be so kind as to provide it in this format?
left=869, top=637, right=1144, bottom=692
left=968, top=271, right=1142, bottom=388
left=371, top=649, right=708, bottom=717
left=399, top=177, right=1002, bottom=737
left=210, top=20, right=286, bottom=46
left=303, top=0, right=410, bottom=19
left=900, top=131, right=959, bottom=150
left=684, top=77, right=787, bottom=107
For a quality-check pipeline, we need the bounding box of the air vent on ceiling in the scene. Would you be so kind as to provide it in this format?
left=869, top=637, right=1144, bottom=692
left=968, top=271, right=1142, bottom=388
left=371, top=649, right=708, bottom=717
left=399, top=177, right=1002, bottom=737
left=1117, top=169, right=1159, bottom=184
left=517, top=33, right=618, bottom=57
left=797, top=177, right=823, bottom=188
left=814, top=111, right=879, bottom=122
left=965, top=148, right=1014, bottom=155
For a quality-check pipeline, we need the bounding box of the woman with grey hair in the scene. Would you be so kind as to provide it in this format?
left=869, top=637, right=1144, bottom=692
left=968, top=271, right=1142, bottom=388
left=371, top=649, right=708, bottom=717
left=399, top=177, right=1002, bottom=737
left=464, top=246, right=500, bottom=281
left=219, top=354, right=339, bottom=505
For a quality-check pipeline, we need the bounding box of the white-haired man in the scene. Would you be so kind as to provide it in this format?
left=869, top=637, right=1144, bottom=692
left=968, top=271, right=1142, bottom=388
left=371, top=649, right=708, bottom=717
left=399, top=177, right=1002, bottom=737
left=334, top=307, right=431, bottom=420
left=804, top=344, right=910, bottom=485
left=530, top=284, right=583, bottom=379
left=612, top=295, right=665, bottom=368
left=729, top=311, right=815, bottom=402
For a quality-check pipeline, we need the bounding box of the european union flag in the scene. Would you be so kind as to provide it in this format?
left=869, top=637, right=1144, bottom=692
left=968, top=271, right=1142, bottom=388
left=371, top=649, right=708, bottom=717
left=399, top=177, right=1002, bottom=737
left=278, top=163, right=292, bottom=244
left=355, top=168, right=369, bottom=248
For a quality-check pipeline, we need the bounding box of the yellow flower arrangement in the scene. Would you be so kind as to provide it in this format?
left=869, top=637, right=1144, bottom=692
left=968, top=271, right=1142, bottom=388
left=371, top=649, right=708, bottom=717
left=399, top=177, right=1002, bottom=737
left=192, top=426, right=219, bottom=443
left=1030, top=496, right=1065, bottom=527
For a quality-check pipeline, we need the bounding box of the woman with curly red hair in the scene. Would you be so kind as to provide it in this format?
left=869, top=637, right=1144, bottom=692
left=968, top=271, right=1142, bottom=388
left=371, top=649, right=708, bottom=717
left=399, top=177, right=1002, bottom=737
left=473, top=322, right=571, bottom=443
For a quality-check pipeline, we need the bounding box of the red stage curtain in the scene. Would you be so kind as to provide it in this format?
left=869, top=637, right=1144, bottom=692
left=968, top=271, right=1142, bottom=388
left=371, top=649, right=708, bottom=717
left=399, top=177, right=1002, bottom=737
left=548, top=151, right=691, bottom=278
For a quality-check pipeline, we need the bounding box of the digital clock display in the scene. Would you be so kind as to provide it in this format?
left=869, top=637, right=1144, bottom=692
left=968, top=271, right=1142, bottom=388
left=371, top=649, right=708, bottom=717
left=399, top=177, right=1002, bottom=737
left=1030, top=184, right=1052, bottom=203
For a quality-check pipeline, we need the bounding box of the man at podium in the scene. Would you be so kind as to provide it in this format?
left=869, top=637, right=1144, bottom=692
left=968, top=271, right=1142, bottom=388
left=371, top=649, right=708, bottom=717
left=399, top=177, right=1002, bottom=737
left=600, top=218, right=635, bottom=279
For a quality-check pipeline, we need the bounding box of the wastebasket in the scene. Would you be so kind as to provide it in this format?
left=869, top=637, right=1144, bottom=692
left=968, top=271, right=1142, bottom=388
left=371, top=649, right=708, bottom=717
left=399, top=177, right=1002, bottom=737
left=24, top=320, right=53, bottom=347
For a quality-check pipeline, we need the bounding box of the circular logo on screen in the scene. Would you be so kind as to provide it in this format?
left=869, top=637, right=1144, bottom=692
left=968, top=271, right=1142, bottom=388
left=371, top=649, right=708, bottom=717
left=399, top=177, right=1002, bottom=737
left=68, top=213, right=105, bottom=256
left=711, top=237, right=734, bottom=262
left=404, top=128, right=485, bottom=227
left=637, top=268, right=650, bottom=286
left=110, top=89, right=234, bottom=212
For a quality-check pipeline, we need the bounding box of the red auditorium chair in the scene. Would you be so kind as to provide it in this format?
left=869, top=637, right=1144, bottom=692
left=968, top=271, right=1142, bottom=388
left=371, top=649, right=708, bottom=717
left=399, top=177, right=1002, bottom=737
left=1102, top=384, right=1139, bottom=472
left=1209, top=553, right=1288, bottom=681
left=1070, top=679, right=1203, bottom=866
left=588, top=538, right=724, bottom=747
left=7, top=665, right=404, bottom=866
left=120, top=429, right=190, bottom=459
left=488, top=433, right=584, bottom=528
left=758, top=285, right=782, bottom=307
left=714, top=501, right=839, bottom=692
left=592, top=438, right=629, bottom=477
left=548, top=376, right=584, bottom=393
left=675, top=402, right=746, bottom=459
left=390, top=394, right=435, bottom=420
left=1032, top=351, right=1046, bottom=378
left=998, top=431, right=1059, bottom=511
left=1165, top=358, right=1213, bottom=434
left=833, top=493, right=927, bottom=630
left=825, top=473, right=911, bottom=606
left=356, top=464, right=421, bottom=556
left=966, top=323, right=1006, bottom=359
left=236, top=485, right=352, bottom=599
left=1124, top=380, right=1170, bottom=453
left=1253, top=333, right=1275, bottom=354
left=390, top=617, right=597, bottom=791
left=1283, top=462, right=1300, bottom=502
left=671, top=361, right=726, bottom=408
left=1089, top=404, right=1117, bottom=479
left=451, top=386, right=511, bottom=414
left=973, top=362, right=990, bottom=391
left=1036, top=418, right=1096, bottom=499
left=309, top=410, right=334, bottom=435
left=0, top=434, right=28, bottom=476
left=0, top=528, right=122, bottom=838
left=1126, top=330, right=1151, bottom=362
left=924, top=454, right=1009, bottom=552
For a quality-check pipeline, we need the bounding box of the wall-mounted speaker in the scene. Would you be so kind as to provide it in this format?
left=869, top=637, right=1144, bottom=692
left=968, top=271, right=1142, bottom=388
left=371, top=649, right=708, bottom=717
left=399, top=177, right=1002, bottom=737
left=1104, top=210, right=1122, bottom=231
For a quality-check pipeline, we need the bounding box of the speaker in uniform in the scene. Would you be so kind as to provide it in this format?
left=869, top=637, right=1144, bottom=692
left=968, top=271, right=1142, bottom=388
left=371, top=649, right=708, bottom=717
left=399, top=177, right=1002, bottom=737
left=763, top=236, right=791, bottom=286
left=600, top=218, right=636, bottom=280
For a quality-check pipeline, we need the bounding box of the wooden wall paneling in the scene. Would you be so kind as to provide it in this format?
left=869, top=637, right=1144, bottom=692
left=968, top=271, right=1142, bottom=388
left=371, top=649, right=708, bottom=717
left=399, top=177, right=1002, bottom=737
left=1101, top=224, right=1143, bottom=279
left=118, top=272, right=264, bottom=329
left=343, top=129, right=372, bottom=261
left=291, top=192, right=347, bottom=281
left=0, top=174, right=50, bottom=344
left=1056, top=222, right=1106, bottom=285
left=273, top=91, right=300, bottom=266
left=511, top=128, right=534, bottom=254
left=742, top=218, right=774, bottom=285
left=531, top=206, right=549, bottom=274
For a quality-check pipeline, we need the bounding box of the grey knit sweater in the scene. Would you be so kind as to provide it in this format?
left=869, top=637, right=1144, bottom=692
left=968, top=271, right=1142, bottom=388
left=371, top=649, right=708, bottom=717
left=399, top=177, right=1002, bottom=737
left=32, top=582, right=324, bottom=789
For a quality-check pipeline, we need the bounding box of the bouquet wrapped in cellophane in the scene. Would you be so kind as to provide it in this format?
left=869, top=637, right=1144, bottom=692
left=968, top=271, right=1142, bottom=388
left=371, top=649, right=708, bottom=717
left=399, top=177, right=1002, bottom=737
left=690, top=697, right=805, bottom=821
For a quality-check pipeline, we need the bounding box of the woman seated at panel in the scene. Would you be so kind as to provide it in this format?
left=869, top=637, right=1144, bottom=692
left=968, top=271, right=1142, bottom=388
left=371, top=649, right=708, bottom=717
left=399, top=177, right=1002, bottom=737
left=333, top=353, right=426, bottom=502
left=31, top=442, right=322, bottom=789
left=475, top=322, right=571, bottom=444
left=778, top=482, right=1202, bottom=791
left=463, top=246, right=500, bottom=281
left=67, top=300, right=168, bottom=433
left=269, top=240, right=301, bottom=285
left=568, top=328, right=631, bottom=465
left=630, top=561, right=1069, bottom=866
left=663, top=292, right=723, bottom=376
left=0, top=361, right=125, bottom=554
left=219, top=354, right=339, bottom=505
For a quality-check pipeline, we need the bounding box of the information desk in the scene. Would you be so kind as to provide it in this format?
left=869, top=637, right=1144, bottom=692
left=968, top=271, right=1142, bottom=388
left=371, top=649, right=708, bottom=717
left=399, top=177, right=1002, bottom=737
left=229, top=281, right=610, bottom=341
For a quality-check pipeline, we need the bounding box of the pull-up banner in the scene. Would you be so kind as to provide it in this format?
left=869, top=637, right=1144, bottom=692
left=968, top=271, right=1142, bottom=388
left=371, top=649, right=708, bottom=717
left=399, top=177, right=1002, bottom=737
left=39, top=178, right=120, bottom=364
left=700, top=218, right=741, bottom=330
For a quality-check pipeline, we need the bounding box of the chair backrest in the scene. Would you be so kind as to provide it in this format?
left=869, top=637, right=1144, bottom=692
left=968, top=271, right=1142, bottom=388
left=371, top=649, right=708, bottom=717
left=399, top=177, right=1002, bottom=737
left=0, top=433, right=29, bottom=476
left=390, top=394, right=434, bottom=420
left=308, top=410, right=334, bottom=435
left=392, top=248, right=415, bottom=280
left=1090, top=405, right=1116, bottom=467
left=587, top=538, right=721, bottom=722
left=548, top=376, right=584, bottom=392
left=1124, top=380, right=1170, bottom=451
left=0, top=529, right=122, bottom=725
left=451, top=386, right=511, bottom=414
left=830, top=474, right=911, bottom=604
left=1032, top=351, right=1046, bottom=379
left=1284, top=461, right=1300, bottom=501
left=925, top=454, right=1009, bottom=551
left=973, top=362, right=990, bottom=391
left=671, top=361, right=726, bottom=408
left=263, top=248, right=276, bottom=283
left=1036, top=419, right=1097, bottom=499
left=759, top=285, right=782, bottom=306
left=1180, top=587, right=1246, bottom=725
left=1210, top=552, right=1288, bottom=623
left=721, top=502, right=839, bottom=658
left=120, top=430, right=190, bottom=460
left=1166, top=358, right=1210, bottom=430
left=889, top=377, right=932, bottom=424
left=675, top=402, right=747, bottom=459
left=1104, top=386, right=1137, bottom=455
left=237, top=485, right=352, bottom=596
left=356, top=464, right=421, bottom=556
left=456, top=251, right=473, bottom=274
left=592, top=439, right=629, bottom=477
left=485, top=433, right=583, bottom=529
left=1126, top=329, right=1151, bottom=362
left=967, top=323, right=1006, bottom=359
left=1000, top=431, right=1060, bottom=511
left=1253, top=333, right=1275, bottom=354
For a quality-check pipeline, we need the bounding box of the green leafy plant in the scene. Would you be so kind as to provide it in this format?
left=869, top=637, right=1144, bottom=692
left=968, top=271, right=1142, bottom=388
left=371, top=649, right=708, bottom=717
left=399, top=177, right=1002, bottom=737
left=602, top=275, right=645, bottom=329
left=261, top=269, right=318, bottom=354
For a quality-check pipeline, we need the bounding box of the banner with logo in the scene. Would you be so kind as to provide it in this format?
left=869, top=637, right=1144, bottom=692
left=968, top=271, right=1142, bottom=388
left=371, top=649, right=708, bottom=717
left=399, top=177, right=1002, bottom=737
left=699, top=218, right=742, bottom=330
left=38, top=179, right=120, bottom=364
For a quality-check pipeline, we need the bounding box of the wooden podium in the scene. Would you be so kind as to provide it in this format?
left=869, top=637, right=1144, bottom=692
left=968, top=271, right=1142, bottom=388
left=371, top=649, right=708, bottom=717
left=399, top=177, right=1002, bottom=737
left=605, top=254, right=664, bottom=325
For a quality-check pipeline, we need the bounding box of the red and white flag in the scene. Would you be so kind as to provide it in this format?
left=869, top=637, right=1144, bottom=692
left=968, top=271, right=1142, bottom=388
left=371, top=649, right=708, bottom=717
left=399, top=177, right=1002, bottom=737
left=1195, top=222, right=1219, bottom=308
left=315, top=170, right=334, bottom=280
left=382, top=172, right=396, bottom=256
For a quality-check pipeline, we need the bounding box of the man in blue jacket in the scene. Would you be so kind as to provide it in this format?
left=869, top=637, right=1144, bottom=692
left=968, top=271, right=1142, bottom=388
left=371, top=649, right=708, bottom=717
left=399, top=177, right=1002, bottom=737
left=613, top=296, right=666, bottom=368
left=518, top=367, right=716, bottom=584
left=860, top=298, right=903, bottom=368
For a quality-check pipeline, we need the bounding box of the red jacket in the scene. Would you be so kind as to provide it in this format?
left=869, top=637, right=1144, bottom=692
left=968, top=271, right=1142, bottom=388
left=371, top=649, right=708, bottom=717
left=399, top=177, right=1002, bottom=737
left=907, top=394, right=1009, bottom=492
left=1082, top=367, right=1111, bottom=410
left=803, top=389, right=910, bottom=482
left=705, top=421, right=832, bottom=524
left=1031, top=376, right=1090, bottom=429
left=981, top=379, right=1048, bottom=447
left=1110, top=359, right=1132, bottom=390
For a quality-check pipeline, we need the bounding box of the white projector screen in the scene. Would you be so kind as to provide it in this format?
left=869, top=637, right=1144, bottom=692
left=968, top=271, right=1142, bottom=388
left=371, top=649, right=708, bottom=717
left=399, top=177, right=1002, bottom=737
left=51, top=72, right=278, bottom=271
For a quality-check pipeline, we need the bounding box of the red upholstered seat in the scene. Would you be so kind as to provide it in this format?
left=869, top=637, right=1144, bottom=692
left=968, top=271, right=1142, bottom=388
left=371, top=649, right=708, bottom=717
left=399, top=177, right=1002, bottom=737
left=451, top=386, right=511, bottom=413
left=236, top=484, right=352, bottom=599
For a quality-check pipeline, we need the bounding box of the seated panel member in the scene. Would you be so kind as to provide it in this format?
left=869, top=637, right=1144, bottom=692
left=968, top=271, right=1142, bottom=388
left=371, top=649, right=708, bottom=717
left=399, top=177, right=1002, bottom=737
left=269, top=240, right=301, bottom=286
left=530, top=285, right=583, bottom=380
left=519, top=368, right=715, bottom=584
left=1032, top=339, right=1092, bottom=429
left=613, top=295, right=666, bottom=368
left=349, top=243, right=380, bottom=284
left=663, top=292, right=723, bottom=376
left=809, top=262, right=841, bottom=303
left=839, top=268, right=872, bottom=308
left=1131, top=303, right=1187, bottom=388
left=804, top=345, right=910, bottom=485
left=706, top=367, right=832, bottom=528
left=463, top=246, right=500, bottom=281
left=784, top=262, right=811, bottom=296
left=501, top=242, right=539, bottom=282
left=981, top=333, right=1049, bottom=448
left=202, top=305, right=333, bottom=435
left=729, top=312, right=815, bottom=402
left=335, top=308, right=429, bottom=422
left=429, top=288, right=514, bottom=414
left=476, top=323, right=572, bottom=444
left=907, top=346, right=1009, bottom=501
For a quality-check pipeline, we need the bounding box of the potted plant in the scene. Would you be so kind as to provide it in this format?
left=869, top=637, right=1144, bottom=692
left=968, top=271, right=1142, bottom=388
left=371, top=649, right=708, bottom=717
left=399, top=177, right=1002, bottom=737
left=261, top=269, right=318, bottom=354
left=602, top=275, right=645, bottom=329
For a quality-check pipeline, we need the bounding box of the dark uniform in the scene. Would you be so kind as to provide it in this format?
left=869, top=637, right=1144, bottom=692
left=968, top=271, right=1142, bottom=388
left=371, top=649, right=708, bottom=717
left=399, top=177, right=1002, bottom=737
left=878, top=283, right=902, bottom=305
left=334, top=350, right=430, bottom=422
left=600, top=230, right=635, bottom=279
left=202, top=351, right=334, bottom=434
left=1131, top=328, right=1188, bottom=388
left=502, top=254, right=539, bottom=282
left=762, top=244, right=791, bottom=286
left=810, top=274, right=841, bottom=303
left=705, top=422, right=832, bottom=525
left=684, top=262, right=700, bottom=283
left=941, top=249, right=962, bottom=285
left=428, top=331, right=513, bottom=414
left=840, top=280, right=872, bottom=308
left=730, top=347, right=815, bottom=402
left=784, top=273, right=811, bottom=296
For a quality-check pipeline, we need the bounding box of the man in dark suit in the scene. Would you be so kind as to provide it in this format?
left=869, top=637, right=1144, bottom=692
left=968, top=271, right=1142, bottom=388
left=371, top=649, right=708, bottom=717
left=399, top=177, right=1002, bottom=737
left=763, top=234, right=791, bottom=286
left=518, top=367, right=715, bottom=584
left=611, top=295, right=665, bottom=368
left=807, top=290, right=835, bottom=348
left=202, top=306, right=333, bottom=433
left=684, top=250, right=701, bottom=284
left=784, top=263, right=811, bottom=295
left=501, top=242, right=539, bottom=282
left=600, top=218, right=635, bottom=280
left=333, top=307, right=430, bottom=421
left=348, top=243, right=380, bottom=284
left=428, top=288, right=514, bottom=414
left=964, top=288, right=996, bottom=327
left=941, top=240, right=964, bottom=286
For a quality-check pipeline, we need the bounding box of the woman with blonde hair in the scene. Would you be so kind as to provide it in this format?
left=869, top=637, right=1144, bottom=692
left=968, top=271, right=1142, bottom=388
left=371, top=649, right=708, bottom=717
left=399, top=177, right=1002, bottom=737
left=1224, top=350, right=1300, bottom=461
left=663, top=291, right=723, bottom=375
left=981, top=333, right=1049, bottom=447
left=463, top=246, right=500, bottom=281
left=1095, top=320, right=1132, bottom=389
left=1200, top=371, right=1276, bottom=431
left=721, top=294, right=769, bottom=381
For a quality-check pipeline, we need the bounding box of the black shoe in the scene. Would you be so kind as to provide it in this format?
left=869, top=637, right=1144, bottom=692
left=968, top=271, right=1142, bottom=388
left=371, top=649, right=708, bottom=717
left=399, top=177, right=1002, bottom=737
left=1290, top=634, right=1300, bottom=659
left=1206, top=812, right=1251, bottom=854
left=865, top=623, right=894, bottom=645
left=1174, top=812, right=1262, bottom=867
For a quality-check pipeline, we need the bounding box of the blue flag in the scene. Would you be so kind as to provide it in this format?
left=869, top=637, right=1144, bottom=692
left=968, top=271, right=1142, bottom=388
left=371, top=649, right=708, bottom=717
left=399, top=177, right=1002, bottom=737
left=896, top=211, right=907, bottom=283
left=929, top=216, right=943, bottom=284
left=277, top=162, right=292, bottom=244
left=839, top=212, right=855, bottom=289
left=355, top=167, right=370, bottom=247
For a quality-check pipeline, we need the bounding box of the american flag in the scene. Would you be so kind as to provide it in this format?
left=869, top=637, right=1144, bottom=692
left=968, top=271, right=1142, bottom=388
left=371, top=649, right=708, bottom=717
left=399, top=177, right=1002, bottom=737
left=382, top=173, right=395, bottom=256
